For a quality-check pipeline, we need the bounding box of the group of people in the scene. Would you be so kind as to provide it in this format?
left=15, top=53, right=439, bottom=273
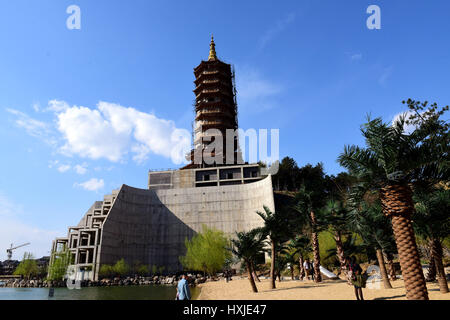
left=303, top=256, right=365, bottom=301
left=176, top=256, right=366, bottom=301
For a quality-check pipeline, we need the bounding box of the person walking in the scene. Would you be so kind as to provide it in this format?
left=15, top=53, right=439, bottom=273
left=348, top=256, right=365, bottom=301
left=303, top=259, right=312, bottom=280
left=176, top=274, right=191, bottom=300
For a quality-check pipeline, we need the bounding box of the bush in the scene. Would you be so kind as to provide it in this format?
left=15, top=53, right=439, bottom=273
left=99, top=264, right=114, bottom=278
left=137, top=264, right=149, bottom=276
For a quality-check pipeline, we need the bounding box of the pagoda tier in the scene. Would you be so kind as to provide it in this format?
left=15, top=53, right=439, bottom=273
left=184, top=36, right=241, bottom=168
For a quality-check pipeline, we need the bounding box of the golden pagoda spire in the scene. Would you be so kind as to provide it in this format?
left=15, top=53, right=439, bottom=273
left=208, top=35, right=217, bottom=61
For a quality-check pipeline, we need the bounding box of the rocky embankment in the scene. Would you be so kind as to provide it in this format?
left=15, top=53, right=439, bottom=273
left=0, top=273, right=225, bottom=288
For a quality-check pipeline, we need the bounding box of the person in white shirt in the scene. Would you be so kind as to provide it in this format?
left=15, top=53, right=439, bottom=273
left=303, top=259, right=313, bottom=280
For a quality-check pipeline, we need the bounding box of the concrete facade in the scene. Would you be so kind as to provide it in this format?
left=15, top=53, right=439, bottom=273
left=51, top=169, right=275, bottom=280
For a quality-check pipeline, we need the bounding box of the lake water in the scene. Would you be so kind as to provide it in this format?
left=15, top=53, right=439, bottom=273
left=0, top=285, right=200, bottom=300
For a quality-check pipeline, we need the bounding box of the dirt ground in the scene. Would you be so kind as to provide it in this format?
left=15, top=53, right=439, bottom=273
left=197, top=277, right=449, bottom=300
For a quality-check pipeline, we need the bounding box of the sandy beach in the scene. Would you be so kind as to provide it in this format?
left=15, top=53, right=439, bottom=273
left=197, top=277, right=449, bottom=300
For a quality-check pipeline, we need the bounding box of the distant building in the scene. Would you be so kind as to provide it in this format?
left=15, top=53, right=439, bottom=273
left=0, top=260, right=20, bottom=276
left=50, top=38, right=275, bottom=281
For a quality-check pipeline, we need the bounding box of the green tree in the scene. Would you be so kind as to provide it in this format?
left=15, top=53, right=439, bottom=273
left=180, top=225, right=231, bottom=276
left=47, top=248, right=72, bottom=281
left=14, top=252, right=38, bottom=280
left=273, top=157, right=301, bottom=191
left=230, top=229, right=266, bottom=293
left=113, top=259, right=130, bottom=277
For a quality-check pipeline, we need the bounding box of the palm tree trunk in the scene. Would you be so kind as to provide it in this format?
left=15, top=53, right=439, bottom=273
left=334, top=231, right=347, bottom=275
left=311, top=211, right=322, bottom=283
left=426, top=239, right=437, bottom=282
left=376, top=248, right=393, bottom=289
left=246, top=261, right=258, bottom=293
left=380, top=183, right=428, bottom=300
left=431, top=238, right=449, bottom=294
left=270, top=240, right=276, bottom=289
left=385, top=253, right=397, bottom=281
left=251, top=261, right=260, bottom=282
left=298, top=254, right=305, bottom=280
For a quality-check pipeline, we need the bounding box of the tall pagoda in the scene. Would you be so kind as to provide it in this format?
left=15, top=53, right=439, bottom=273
left=186, top=36, right=241, bottom=168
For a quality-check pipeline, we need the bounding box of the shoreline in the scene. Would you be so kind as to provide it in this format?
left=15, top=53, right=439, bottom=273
left=197, top=277, right=449, bottom=300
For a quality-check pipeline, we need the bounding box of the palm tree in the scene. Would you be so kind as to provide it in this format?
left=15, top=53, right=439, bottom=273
left=338, top=115, right=434, bottom=299
left=230, top=229, right=266, bottom=293
left=256, top=206, right=289, bottom=289
left=288, top=235, right=312, bottom=280
left=293, top=188, right=327, bottom=283
left=323, top=200, right=350, bottom=277
left=413, top=187, right=450, bottom=293
left=347, top=194, right=395, bottom=289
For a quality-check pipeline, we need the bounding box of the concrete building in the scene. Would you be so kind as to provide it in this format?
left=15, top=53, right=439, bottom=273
left=49, top=38, right=275, bottom=281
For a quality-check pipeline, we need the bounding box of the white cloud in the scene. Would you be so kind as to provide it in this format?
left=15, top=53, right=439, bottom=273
left=46, top=100, right=69, bottom=113
left=57, top=164, right=71, bottom=173
left=32, top=102, right=41, bottom=112
left=7, top=100, right=191, bottom=165
left=392, top=110, right=422, bottom=134
left=379, top=66, right=393, bottom=86
left=56, top=101, right=190, bottom=164
left=6, top=108, right=56, bottom=145
left=74, top=178, right=105, bottom=192
left=236, top=67, right=283, bottom=112
left=74, top=163, right=88, bottom=175
left=350, top=53, right=362, bottom=61
left=259, top=13, right=296, bottom=49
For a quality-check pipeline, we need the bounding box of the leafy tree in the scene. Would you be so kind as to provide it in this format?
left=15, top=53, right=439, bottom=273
left=272, top=157, right=301, bottom=191
left=230, top=229, right=266, bottom=293
left=180, top=225, right=231, bottom=276
left=14, top=252, right=38, bottom=280
left=47, top=248, right=72, bottom=281
left=113, top=259, right=130, bottom=277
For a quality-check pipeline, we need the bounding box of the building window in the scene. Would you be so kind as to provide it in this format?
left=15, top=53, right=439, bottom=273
left=227, top=173, right=233, bottom=179
left=204, top=175, right=210, bottom=181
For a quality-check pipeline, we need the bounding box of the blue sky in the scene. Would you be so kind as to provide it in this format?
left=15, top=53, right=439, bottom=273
left=1, top=0, right=450, bottom=259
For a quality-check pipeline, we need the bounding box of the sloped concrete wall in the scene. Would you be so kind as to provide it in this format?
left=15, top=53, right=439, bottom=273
left=99, top=175, right=274, bottom=273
